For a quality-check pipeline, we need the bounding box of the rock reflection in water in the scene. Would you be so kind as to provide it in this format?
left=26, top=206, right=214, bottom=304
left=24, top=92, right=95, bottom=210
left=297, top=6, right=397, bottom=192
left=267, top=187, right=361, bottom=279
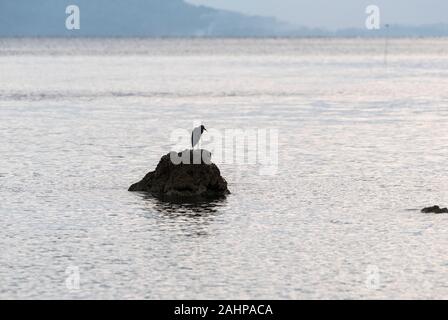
left=135, top=193, right=228, bottom=237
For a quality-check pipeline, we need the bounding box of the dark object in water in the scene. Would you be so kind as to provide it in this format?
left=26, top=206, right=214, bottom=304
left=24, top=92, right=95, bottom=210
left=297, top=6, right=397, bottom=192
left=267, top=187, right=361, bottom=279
left=421, top=205, right=448, bottom=214
left=129, top=149, right=230, bottom=201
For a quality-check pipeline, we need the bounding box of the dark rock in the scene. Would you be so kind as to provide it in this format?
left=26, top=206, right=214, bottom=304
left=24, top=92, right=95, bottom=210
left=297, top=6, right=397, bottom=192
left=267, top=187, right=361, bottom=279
left=421, top=205, right=448, bottom=214
left=129, top=149, right=230, bottom=200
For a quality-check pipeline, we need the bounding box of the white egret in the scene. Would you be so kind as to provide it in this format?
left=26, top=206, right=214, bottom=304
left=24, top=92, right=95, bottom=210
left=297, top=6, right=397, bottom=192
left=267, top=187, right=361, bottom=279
left=191, top=125, right=207, bottom=149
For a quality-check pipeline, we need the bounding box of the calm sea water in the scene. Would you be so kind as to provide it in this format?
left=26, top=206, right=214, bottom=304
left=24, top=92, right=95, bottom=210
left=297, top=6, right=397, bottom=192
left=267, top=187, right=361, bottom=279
left=1, top=38, right=448, bottom=299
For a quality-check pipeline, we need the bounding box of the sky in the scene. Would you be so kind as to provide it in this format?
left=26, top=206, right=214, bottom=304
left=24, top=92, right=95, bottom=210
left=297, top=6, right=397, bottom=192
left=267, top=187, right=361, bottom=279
left=187, top=0, right=448, bottom=29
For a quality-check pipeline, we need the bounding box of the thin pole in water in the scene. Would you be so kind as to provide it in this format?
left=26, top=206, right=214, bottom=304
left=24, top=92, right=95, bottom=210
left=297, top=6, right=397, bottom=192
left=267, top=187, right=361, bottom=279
left=384, top=24, right=390, bottom=67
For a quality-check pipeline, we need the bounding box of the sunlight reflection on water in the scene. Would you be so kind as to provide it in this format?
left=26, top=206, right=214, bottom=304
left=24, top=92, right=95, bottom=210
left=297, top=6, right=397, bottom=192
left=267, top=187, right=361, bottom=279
left=2, top=38, right=448, bottom=299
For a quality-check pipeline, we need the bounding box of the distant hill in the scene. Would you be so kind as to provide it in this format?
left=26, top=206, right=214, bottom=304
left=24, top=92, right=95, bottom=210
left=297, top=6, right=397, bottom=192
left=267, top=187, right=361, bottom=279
left=1, top=0, right=448, bottom=37
left=0, top=0, right=292, bottom=37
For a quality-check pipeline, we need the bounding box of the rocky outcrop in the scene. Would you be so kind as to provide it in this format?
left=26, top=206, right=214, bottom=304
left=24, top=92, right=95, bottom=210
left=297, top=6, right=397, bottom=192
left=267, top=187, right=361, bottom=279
left=129, top=149, right=230, bottom=200
left=421, top=205, right=448, bottom=214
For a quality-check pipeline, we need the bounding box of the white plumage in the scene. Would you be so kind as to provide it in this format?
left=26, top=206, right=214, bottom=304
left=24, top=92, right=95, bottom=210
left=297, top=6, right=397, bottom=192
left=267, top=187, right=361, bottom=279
left=191, top=125, right=207, bottom=149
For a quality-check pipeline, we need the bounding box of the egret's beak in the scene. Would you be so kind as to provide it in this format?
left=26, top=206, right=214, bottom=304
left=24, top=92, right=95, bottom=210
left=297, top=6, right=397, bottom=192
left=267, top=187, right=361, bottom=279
left=204, top=128, right=207, bottom=131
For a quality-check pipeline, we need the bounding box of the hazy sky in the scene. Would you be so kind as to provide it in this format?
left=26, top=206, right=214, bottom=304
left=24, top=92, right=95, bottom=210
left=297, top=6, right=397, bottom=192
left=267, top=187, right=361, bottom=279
left=187, top=0, right=448, bottom=29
